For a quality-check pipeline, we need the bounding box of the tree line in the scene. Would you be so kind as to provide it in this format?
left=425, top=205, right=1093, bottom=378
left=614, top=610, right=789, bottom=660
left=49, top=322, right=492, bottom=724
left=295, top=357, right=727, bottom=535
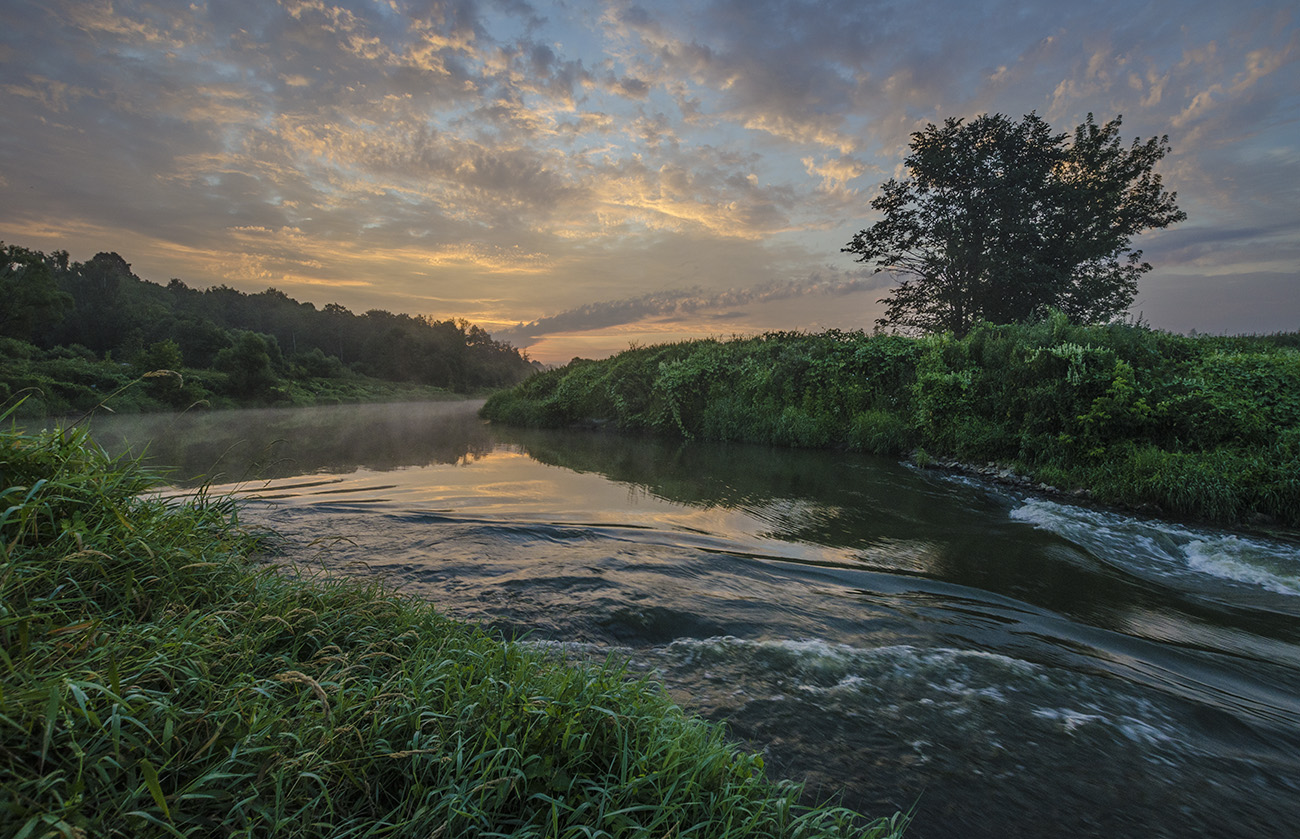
left=1, top=243, right=535, bottom=413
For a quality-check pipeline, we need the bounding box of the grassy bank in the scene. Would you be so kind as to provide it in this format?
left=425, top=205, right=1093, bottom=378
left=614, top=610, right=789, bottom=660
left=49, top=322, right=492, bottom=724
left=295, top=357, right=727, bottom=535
left=1, top=336, right=472, bottom=419
left=0, top=422, right=904, bottom=838
left=482, top=317, right=1300, bottom=529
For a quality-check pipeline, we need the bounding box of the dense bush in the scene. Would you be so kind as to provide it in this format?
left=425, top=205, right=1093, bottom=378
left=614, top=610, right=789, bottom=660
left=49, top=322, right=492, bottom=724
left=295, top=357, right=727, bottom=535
left=483, top=319, right=1300, bottom=528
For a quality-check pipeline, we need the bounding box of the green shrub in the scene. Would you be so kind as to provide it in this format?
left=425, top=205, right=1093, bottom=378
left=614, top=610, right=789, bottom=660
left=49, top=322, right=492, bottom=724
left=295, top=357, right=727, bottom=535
left=848, top=410, right=913, bottom=455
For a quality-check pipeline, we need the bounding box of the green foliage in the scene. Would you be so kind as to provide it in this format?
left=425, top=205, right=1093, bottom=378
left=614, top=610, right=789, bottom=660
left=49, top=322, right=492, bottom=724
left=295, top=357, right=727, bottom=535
left=0, top=243, right=73, bottom=341
left=0, top=341, right=474, bottom=420
left=484, top=321, right=1300, bottom=527
left=133, top=339, right=184, bottom=375
left=844, top=113, right=1185, bottom=335
left=1, top=424, right=904, bottom=838
left=1072, top=359, right=1153, bottom=458
left=910, top=335, right=975, bottom=450
left=290, top=347, right=345, bottom=379
left=214, top=330, right=279, bottom=399
left=848, top=410, right=913, bottom=456
left=2, top=241, right=531, bottom=407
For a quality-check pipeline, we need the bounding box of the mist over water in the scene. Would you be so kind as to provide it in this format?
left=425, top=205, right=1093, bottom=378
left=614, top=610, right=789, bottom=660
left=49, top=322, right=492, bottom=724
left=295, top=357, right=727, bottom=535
left=84, top=401, right=496, bottom=486
left=91, top=401, right=1300, bottom=839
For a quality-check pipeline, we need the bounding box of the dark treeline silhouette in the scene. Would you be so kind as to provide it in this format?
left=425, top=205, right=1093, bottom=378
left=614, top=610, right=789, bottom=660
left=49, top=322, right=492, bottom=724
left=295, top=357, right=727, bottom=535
left=2, top=242, right=535, bottom=413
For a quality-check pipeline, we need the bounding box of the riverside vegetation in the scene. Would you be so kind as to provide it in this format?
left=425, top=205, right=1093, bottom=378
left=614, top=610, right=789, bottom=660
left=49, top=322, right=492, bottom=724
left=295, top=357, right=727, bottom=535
left=482, top=316, right=1300, bottom=530
left=1, top=243, right=535, bottom=418
left=0, top=417, right=907, bottom=838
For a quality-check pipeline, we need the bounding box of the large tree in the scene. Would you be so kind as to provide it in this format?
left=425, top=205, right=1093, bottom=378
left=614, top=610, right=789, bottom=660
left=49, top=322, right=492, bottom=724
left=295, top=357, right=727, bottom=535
left=844, top=113, right=1186, bottom=335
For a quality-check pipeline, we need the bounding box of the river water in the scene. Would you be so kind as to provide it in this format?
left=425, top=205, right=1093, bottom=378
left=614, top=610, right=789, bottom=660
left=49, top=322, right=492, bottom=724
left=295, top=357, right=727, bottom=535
left=88, top=400, right=1300, bottom=838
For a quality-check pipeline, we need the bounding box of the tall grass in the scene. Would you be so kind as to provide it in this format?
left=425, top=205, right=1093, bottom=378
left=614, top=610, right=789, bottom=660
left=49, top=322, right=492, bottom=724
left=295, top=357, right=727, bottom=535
left=0, top=423, right=906, bottom=838
left=482, top=319, right=1300, bottom=528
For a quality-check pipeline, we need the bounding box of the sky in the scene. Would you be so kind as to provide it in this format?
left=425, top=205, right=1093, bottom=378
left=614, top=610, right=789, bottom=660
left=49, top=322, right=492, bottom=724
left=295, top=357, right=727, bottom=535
left=1, top=0, right=1296, bottom=364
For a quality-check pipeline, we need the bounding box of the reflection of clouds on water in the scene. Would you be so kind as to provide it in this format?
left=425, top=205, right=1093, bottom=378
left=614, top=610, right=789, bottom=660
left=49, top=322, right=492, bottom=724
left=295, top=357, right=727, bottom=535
left=851, top=536, right=944, bottom=575
left=1011, top=498, right=1300, bottom=597
left=496, top=423, right=988, bottom=557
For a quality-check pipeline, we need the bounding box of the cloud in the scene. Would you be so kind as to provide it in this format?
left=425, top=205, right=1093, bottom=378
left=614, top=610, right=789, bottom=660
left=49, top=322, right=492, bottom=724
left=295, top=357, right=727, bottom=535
left=2, top=76, right=92, bottom=112
left=493, top=270, right=891, bottom=346
left=802, top=155, right=870, bottom=193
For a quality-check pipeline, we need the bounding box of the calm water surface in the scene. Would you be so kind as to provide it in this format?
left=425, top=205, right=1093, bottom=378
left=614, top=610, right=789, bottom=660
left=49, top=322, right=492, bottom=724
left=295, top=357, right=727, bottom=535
left=89, top=401, right=1300, bottom=839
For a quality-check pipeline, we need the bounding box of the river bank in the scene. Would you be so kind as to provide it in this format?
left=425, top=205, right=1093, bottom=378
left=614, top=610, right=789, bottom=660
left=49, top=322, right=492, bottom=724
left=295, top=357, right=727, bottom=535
left=1, top=338, right=480, bottom=421
left=0, top=420, right=905, bottom=838
left=482, top=318, right=1300, bottom=530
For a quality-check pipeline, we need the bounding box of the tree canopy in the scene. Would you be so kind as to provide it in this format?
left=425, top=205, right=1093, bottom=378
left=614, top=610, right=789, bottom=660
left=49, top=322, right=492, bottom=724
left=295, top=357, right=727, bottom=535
left=1, top=242, right=535, bottom=409
left=843, top=113, right=1186, bottom=335
left=0, top=244, right=72, bottom=341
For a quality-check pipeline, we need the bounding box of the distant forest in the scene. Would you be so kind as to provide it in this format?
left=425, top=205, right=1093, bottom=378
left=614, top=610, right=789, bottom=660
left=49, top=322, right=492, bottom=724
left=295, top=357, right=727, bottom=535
left=1, top=242, right=536, bottom=415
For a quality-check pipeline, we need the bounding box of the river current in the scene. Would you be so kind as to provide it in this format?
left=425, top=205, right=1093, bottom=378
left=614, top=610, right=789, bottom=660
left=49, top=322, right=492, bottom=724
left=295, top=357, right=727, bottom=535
left=89, top=400, right=1300, bottom=838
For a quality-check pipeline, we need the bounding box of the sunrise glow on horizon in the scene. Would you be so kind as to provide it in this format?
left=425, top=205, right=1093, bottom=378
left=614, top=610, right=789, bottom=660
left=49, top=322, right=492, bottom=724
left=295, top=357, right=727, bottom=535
left=2, top=0, right=1296, bottom=364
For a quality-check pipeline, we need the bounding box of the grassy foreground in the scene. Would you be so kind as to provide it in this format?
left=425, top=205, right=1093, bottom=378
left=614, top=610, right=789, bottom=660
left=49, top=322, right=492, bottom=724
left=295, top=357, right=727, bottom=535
left=483, top=317, right=1300, bottom=529
left=0, top=424, right=905, bottom=838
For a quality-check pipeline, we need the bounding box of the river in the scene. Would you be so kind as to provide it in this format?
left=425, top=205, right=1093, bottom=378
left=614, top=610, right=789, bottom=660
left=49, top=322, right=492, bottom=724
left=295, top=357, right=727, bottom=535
left=87, top=400, right=1300, bottom=838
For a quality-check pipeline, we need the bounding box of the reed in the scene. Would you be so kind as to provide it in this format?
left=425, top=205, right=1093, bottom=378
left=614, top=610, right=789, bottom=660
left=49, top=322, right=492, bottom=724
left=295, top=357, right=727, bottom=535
left=0, top=422, right=905, bottom=838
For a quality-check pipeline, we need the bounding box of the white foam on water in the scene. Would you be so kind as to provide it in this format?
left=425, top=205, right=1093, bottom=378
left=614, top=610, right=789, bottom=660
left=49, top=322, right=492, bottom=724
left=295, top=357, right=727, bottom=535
left=1011, top=498, right=1300, bottom=596
left=1031, top=706, right=1177, bottom=746
left=1116, top=716, right=1178, bottom=746
left=648, top=635, right=1192, bottom=763
left=661, top=636, right=1040, bottom=686
left=1032, top=707, right=1107, bottom=734
left=1184, top=537, right=1300, bottom=595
